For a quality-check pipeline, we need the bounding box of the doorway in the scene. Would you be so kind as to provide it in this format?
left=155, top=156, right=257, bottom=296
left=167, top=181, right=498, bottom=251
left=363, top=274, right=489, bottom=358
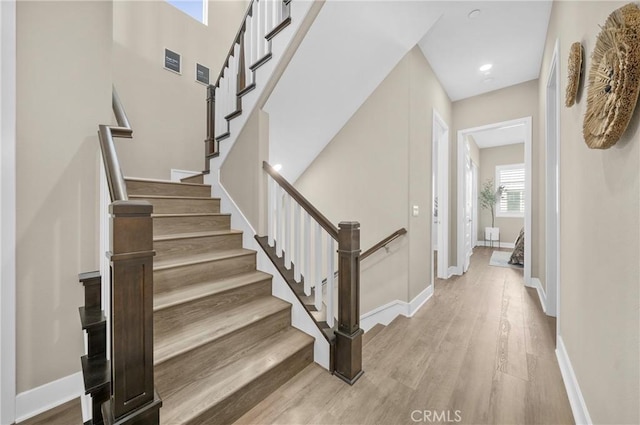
left=432, top=109, right=449, bottom=284
left=457, top=116, right=532, bottom=284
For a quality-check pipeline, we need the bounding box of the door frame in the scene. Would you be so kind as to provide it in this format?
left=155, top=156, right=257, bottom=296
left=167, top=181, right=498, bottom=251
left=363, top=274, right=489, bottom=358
left=431, top=109, right=449, bottom=283
left=456, top=116, right=532, bottom=285
left=545, top=39, right=561, bottom=318
left=0, top=1, right=17, bottom=423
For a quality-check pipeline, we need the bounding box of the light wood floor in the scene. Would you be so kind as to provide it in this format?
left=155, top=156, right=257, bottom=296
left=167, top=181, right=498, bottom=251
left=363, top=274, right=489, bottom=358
left=235, top=247, right=574, bottom=425
left=21, top=247, right=573, bottom=425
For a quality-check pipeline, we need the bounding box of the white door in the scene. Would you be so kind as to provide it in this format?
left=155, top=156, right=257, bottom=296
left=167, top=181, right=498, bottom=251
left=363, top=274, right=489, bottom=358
left=463, top=142, right=473, bottom=272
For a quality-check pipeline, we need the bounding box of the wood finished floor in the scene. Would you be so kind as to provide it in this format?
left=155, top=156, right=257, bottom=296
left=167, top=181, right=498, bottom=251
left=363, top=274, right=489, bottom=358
left=21, top=247, right=572, bottom=425
left=235, top=247, right=574, bottom=425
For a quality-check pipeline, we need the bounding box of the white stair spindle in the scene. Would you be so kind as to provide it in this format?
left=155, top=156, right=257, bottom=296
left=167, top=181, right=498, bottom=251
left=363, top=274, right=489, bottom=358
left=284, top=193, right=291, bottom=269
left=326, top=235, right=335, bottom=328
left=275, top=185, right=282, bottom=257
left=294, top=203, right=301, bottom=282
left=267, top=177, right=274, bottom=247
left=303, top=212, right=311, bottom=296
left=314, top=221, right=322, bottom=311
left=265, top=0, right=273, bottom=34
left=257, top=0, right=265, bottom=60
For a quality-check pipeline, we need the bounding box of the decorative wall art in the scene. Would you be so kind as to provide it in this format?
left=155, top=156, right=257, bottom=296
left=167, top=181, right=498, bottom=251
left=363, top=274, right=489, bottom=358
left=583, top=3, right=640, bottom=149
left=565, top=42, right=583, bottom=107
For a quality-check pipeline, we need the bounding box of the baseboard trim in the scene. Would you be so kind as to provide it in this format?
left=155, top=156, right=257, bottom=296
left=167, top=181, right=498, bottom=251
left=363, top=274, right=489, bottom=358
left=527, top=277, right=547, bottom=314
left=360, top=285, right=433, bottom=332
left=447, top=266, right=461, bottom=277
left=170, top=168, right=201, bottom=182
left=15, top=372, right=83, bottom=423
left=556, top=336, right=592, bottom=425
left=480, top=241, right=515, bottom=249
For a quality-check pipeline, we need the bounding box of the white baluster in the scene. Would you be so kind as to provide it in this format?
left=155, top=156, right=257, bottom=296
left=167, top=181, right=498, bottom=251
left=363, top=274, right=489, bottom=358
left=244, top=17, right=254, bottom=82
left=284, top=193, right=291, bottom=269
left=214, top=84, right=222, bottom=137
left=265, top=0, right=273, bottom=34
left=314, top=221, right=322, bottom=311
left=274, top=0, right=282, bottom=28
left=294, top=203, right=301, bottom=282
left=275, top=185, right=282, bottom=257
left=326, top=235, right=335, bottom=328
left=257, top=0, right=265, bottom=60
left=267, top=177, right=274, bottom=247
left=303, top=212, right=311, bottom=296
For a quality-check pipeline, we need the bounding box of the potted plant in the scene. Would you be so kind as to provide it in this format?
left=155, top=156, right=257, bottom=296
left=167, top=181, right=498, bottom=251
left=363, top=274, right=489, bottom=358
left=479, top=179, right=505, bottom=245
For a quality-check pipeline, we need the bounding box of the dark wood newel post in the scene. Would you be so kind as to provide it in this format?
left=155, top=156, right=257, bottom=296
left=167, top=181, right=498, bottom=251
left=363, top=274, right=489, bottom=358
left=204, top=84, right=216, bottom=172
left=103, top=200, right=161, bottom=425
left=334, top=221, right=364, bottom=385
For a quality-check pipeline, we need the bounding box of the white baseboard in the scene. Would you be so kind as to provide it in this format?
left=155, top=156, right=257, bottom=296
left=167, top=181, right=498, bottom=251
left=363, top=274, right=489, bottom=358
left=527, top=277, right=547, bottom=314
left=480, top=241, right=515, bottom=249
left=360, top=284, right=433, bottom=332
left=170, top=168, right=200, bottom=182
left=15, top=372, right=83, bottom=423
left=556, top=336, right=592, bottom=425
left=447, top=266, right=461, bottom=277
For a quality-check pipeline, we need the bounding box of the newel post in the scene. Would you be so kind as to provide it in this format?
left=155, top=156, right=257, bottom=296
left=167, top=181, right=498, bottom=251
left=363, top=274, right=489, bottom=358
left=334, top=221, right=364, bottom=385
left=103, top=200, right=161, bottom=425
left=204, top=84, right=216, bottom=171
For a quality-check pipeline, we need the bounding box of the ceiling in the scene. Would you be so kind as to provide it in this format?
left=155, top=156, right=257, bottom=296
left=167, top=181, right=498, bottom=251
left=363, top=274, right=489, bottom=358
left=468, top=123, right=525, bottom=149
left=418, top=1, right=552, bottom=101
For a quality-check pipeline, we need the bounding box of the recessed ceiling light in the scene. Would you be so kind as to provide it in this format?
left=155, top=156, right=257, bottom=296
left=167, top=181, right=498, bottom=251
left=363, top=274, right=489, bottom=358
left=468, top=9, right=481, bottom=19
left=483, top=77, right=494, bottom=83
left=479, top=63, right=493, bottom=72
left=273, top=164, right=283, bottom=171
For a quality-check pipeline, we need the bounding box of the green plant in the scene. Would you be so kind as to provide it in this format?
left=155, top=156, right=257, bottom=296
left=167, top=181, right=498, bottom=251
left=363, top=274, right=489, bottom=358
left=479, top=178, right=506, bottom=228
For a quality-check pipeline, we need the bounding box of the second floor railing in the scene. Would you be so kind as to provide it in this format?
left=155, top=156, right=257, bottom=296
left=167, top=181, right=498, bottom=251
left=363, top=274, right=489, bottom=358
left=263, top=161, right=363, bottom=384
left=204, top=0, right=292, bottom=170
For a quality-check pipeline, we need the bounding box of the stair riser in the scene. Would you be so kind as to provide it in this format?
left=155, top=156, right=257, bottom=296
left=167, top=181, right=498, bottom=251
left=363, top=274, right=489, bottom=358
left=154, top=279, right=272, bottom=338
left=153, top=215, right=231, bottom=236
left=126, top=180, right=211, bottom=197
left=155, top=307, right=291, bottom=400
left=187, top=343, right=314, bottom=425
left=134, top=197, right=220, bottom=214
left=155, top=233, right=243, bottom=262
left=154, top=254, right=257, bottom=293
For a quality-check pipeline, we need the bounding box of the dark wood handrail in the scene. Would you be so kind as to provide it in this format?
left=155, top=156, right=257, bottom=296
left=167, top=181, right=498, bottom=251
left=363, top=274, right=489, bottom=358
left=263, top=161, right=339, bottom=239
left=214, top=0, right=255, bottom=88
left=360, top=228, right=407, bottom=260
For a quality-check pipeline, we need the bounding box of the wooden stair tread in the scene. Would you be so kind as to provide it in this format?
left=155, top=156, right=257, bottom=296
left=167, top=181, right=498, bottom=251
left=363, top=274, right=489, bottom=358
left=154, top=270, right=272, bottom=311
left=152, top=213, right=230, bottom=218
left=124, top=177, right=210, bottom=188
left=154, top=296, right=290, bottom=365
left=154, top=248, right=255, bottom=271
left=154, top=229, right=241, bottom=242
left=160, top=327, right=313, bottom=424
left=130, top=195, right=219, bottom=201
left=78, top=307, right=106, bottom=330
left=80, top=355, right=109, bottom=394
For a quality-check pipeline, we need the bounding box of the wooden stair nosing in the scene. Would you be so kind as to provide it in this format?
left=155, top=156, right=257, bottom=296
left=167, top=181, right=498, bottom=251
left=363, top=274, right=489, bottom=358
left=153, top=270, right=272, bottom=312
left=152, top=212, right=230, bottom=218
left=78, top=271, right=100, bottom=284
left=79, top=307, right=106, bottom=331
left=130, top=194, right=219, bottom=201
left=159, top=328, right=313, bottom=425
left=124, top=177, right=210, bottom=188
left=154, top=296, right=292, bottom=366
left=81, top=355, right=110, bottom=395
left=154, top=249, right=255, bottom=271
left=153, top=229, right=242, bottom=242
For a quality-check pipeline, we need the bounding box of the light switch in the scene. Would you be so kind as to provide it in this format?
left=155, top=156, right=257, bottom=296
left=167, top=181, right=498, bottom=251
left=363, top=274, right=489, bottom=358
left=412, top=205, right=419, bottom=217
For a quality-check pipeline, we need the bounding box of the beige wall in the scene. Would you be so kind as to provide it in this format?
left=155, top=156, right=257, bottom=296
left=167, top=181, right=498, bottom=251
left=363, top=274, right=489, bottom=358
left=295, top=47, right=451, bottom=312
left=16, top=1, right=112, bottom=392
left=220, top=108, right=269, bottom=234
left=112, top=1, right=247, bottom=179
left=538, top=2, right=639, bottom=423
left=478, top=143, right=525, bottom=244
left=451, top=80, right=539, bottom=268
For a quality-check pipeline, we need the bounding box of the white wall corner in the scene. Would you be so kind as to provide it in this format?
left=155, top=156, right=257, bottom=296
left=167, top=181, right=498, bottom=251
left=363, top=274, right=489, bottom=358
left=207, top=172, right=331, bottom=370
left=556, top=336, right=592, bottom=425
left=15, top=372, right=83, bottom=423
left=360, top=284, right=433, bottom=332
left=447, top=266, right=461, bottom=278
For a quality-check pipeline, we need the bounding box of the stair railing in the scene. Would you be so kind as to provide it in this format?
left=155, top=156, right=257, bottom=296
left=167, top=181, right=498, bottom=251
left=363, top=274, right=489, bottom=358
left=94, top=87, right=162, bottom=424
left=262, top=161, right=364, bottom=384
left=204, top=0, right=292, bottom=170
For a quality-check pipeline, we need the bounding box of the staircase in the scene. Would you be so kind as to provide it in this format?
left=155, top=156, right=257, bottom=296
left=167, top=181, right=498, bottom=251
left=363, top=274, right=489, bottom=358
left=126, top=176, right=313, bottom=424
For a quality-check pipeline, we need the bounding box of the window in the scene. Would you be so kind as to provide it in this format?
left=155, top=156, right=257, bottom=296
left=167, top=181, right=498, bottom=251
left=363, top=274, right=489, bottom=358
left=166, top=0, right=207, bottom=25
left=495, top=163, right=525, bottom=217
